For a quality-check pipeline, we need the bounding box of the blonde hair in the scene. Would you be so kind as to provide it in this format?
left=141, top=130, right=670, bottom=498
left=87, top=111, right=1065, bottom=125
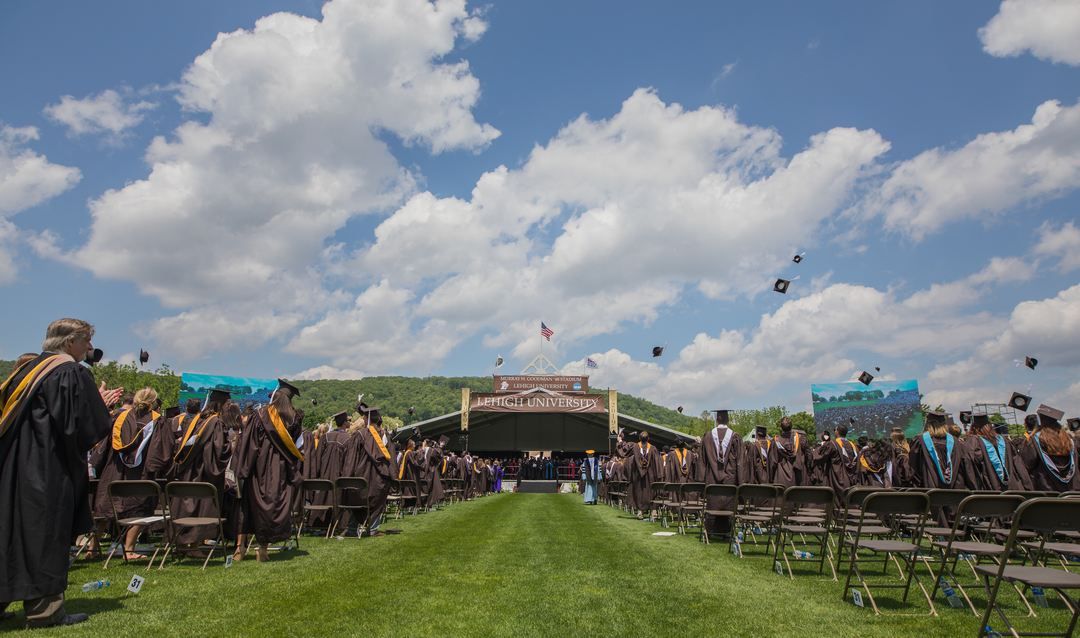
left=890, top=430, right=910, bottom=455
left=133, top=387, right=158, bottom=414
left=41, top=318, right=94, bottom=353
left=314, top=423, right=329, bottom=442
left=348, top=414, right=367, bottom=435
left=925, top=421, right=949, bottom=438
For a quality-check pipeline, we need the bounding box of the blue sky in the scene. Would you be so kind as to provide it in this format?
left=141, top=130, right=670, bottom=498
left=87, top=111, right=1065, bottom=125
left=2, top=0, right=1079, bottom=418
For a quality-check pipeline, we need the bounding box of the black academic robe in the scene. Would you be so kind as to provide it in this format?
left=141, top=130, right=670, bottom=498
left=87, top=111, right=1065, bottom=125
left=767, top=431, right=810, bottom=489
left=169, top=413, right=231, bottom=544
left=0, top=354, right=111, bottom=602
left=626, top=443, right=663, bottom=512
left=419, top=446, right=444, bottom=506
left=962, top=435, right=1020, bottom=492
left=1010, top=434, right=1036, bottom=490
left=235, top=408, right=305, bottom=544
left=92, top=408, right=157, bottom=521
left=700, top=426, right=744, bottom=534
left=342, top=424, right=397, bottom=526
left=1019, top=430, right=1080, bottom=492
left=908, top=433, right=966, bottom=526
left=813, top=438, right=860, bottom=508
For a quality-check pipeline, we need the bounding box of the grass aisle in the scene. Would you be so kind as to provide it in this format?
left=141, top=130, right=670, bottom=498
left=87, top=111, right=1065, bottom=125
left=13, top=494, right=1074, bottom=636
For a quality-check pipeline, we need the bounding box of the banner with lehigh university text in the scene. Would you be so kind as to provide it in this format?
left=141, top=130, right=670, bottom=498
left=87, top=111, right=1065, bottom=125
left=493, top=375, right=588, bottom=394
left=471, top=391, right=606, bottom=413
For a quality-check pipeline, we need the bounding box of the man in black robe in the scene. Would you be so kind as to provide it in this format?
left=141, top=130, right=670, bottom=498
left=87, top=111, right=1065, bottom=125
left=1, top=318, right=122, bottom=629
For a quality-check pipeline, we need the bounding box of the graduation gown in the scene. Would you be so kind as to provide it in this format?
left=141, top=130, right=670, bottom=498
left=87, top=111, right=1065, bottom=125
left=700, top=426, right=744, bottom=534
left=626, top=443, right=662, bottom=512
left=908, top=433, right=965, bottom=526
left=342, top=423, right=397, bottom=526
left=0, top=353, right=111, bottom=602
left=307, top=429, right=350, bottom=527
left=1019, top=431, right=1080, bottom=492
left=169, top=413, right=231, bottom=544
left=581, top=457, right=601, bottom=503
left=235, top=407, right=305, bottom=544
left=767, top=431, right=810, bottom=489
left=1010, top=434, right=1036, bottom=491
left=814, top=438, right=860, bottom=508
left=962, top=435, right=1019, bottom=492
left=92, top=408, right=158, bottom=521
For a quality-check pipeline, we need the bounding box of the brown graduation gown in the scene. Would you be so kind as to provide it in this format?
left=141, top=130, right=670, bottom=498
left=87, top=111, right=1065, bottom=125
left=626, top=442, right=662, bottom=512
left=235, top=408, right=305, bottom=544
left=700, top=426, right=744, bottom=534
left=767, top=431, right=810, bottom=489
left=93, top=409, right=156, bottom=521
left=169, top=413, right=231, bottom=544
left=342, top=423, right=397, bottom=528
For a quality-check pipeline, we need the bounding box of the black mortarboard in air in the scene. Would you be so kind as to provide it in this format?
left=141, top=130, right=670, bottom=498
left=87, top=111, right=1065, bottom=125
left=792, top=254, right=803, bottom=264
left=858, top=371, right=873, bottom=386
left=164, top=406, right=182, bottom=419
left=1007, top=392, right=1031, bottom=412
left=1067, top=418, right=1080, bottom=432
left=359, top=405, right=381, bottom=414
left=711, top=409, right=730, bottom=425
left=310, top=398, right=318, bottom=406
left=277, top=378, right=301, bottom=397
left=408, top=406, right=415, bottom=415
left=773, top=278, right=790, bottom=294
left=849, top=416, right=856, bottom=425
left=1037, top=404, right=1065, bottom=422
left=438, top=435, right=450, bottom=447
left=677, top=406, right=683, bottom=413
left=627, top=431, right=640, bottom=442
left=959, top=411, right=972, bottom=425
left=1025, top=356, right=1038, bottom=370
left=139, top=349, right=149, bottom=365
left=86, top=348, right=104, bottom=365
left=332, top=411, right=349, bottom=428
left=208, top=388, right=235, bottom=404
left=652, top=346, right=664, bottom=357
left=875, top=366, right=880, bottom=372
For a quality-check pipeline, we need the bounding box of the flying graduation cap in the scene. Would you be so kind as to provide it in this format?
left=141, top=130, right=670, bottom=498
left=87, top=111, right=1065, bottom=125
left=1007, top=392, right=1031, bottom=412
left=139, top=349, right=149, bottom=365
left=1025, top=356, right=1038, bottom=370
left=958, top=411, right=973, bottom=425
left=1067, top=418, right=1080, bottom=432
left=792, top=252, right=805, bottom=264
left=310, top=398, right=318, bottom=406
left=858, top=371, right=874, bottom=386
left=677, top=406, right=683, bottom=413
left=774, top=278, right=790, bottom=294
left=652, top=343, right=666, bottom=357
left=408, top=406, right=415, bottom=416
left=86, top=348, right=104, bottom=366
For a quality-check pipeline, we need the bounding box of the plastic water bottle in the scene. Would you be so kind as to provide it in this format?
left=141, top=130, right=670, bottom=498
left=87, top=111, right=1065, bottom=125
left=985, top=627, right=1003, bottom=638
left=82, top=580, right=110, bottom=592
left=940, top=578, right=963, bottom=608
left=793, top=550, right=814, bottom=559
left=1032, top=587, right=1049, bottom=608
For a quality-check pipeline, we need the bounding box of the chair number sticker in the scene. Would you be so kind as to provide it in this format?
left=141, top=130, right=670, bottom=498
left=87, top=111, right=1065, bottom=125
left=225, top=555, right=233, bottom=568
left=774, top=560, right=783, bottom=575
left=127, top=574, right=145, bottom=594
left=851, top=589, right=864, bottom=607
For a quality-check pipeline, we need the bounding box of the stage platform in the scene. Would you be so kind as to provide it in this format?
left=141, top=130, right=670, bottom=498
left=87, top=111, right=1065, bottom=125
left=517, top=480, right=559, bottom=494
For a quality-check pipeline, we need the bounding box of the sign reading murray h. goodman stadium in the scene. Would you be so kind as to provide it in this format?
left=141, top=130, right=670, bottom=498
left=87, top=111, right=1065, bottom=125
left=470, top=391, right=606, bottom=413
left=493, top=375, right=589, bottom=394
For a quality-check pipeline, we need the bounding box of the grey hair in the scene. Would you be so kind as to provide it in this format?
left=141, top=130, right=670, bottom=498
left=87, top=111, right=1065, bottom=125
left=41, top=318, right=94, bottom=354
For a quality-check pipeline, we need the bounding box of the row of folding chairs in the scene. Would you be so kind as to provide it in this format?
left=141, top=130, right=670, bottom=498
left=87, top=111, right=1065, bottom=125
left=84, top=479, right=227, bottom=571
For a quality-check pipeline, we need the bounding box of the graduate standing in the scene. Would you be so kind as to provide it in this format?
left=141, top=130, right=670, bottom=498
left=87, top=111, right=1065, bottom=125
left=234, top=379, right=306, bottom=562
left=0, top=318, right=121, bottom=629
left=700, top=410, right=744, bottom=536
left=581, top=450, right=601, bottom=505
left=342, top=405, right=397, bottom=537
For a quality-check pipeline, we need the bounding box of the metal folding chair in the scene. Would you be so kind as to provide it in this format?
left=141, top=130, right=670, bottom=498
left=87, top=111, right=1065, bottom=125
left=773, top=486, right=836, bottom=580
left=732, top=484, right=783, bottom=557
left=834, top=487, right=897, bottom=575
left=678, top=483, right=705, bottom=535
left=977, top=498, right=1080, bottom=638
left=330, top=477, right=369, bottom=538
left=297, top=479, right=337, bottom=540
left=701, top=483, right=737, bottom=546
left=105, top=480, right=168, bottom=570
left=841, top=491, right=933, bottom=616
left=161, top=481, right=225, bottom=570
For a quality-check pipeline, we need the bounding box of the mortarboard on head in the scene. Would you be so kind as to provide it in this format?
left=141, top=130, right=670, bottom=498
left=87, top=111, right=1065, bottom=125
left=755, top=425, right=768, bottom=438
left=438, top=435, right=450, bottom=447
left=677, top=439, right=687, bottom=448
left=792, top=254, right=803, bottom=264
left=972, top=413, right=990, bottom=427
left=710, top=409, right=730, bottom=425
left=277, top=378, right=300, bottom=397
left=1007, top=392, right=1031, bottom=412
left=164, top=405, right=182, bottom=419
left=408, top=406, right=415, bottom=415
left=332, top=411, right=349, bottom=428
left=858, top=371, right=874, bottom=386
left=139, top=349, right=149, bottom=365
left=891, top=427, right=904, bottom=435
left=1025, top=356, right=1038, bottom=370
left=677, top=406, right=683, bottom=413
left=773, top=278, right=790, bottom=294
left=959, top=411, right=972, bottom=425
left=652, top=346, right=665, bottom=357
left=208, top=388, right=235, bottom=404
left=993, top=422, right=1010, bottom=436
left=1067, top=418, right=1080, bottom=432
left=924, top=410, right=949, bottom=425
left=1036, top=404, right=1065, bottom=422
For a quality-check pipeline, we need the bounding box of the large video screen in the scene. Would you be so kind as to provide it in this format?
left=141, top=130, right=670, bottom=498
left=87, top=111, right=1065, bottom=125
left=810, top=379, right=923, bottom=440
left=178, top=372, right=278, bottom=409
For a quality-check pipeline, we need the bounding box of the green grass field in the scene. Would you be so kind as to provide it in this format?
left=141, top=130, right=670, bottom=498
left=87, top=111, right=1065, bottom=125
left=4, top=494, right=1074, bottom=637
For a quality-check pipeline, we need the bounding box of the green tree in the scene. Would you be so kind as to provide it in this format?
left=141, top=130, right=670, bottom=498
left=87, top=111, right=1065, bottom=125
left=90, top=361, right=181, bottom=409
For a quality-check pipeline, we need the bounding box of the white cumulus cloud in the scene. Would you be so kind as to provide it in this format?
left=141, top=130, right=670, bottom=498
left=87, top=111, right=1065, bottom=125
left=43, top=89, right=157, bottom=139
left=1035, top=220, right=1080, bottom=272
left=979, top=0, right=1080, bottom=66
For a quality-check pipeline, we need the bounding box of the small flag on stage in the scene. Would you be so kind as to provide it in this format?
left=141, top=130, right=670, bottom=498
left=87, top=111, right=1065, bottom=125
left=586, top=357, right=598, bottom=369
left=541, top=322, right=554, bottom=341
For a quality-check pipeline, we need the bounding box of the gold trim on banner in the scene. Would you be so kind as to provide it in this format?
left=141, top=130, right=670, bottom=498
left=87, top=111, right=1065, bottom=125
left=608, top=389, right=618, bottom=434
left=461, top=387, right=470, bottom=431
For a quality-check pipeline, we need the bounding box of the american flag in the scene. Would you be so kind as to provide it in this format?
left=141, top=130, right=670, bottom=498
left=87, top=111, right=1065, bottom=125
left=586, top=357, right=598, bottom=369
left=541, top=322, right=554, bottom=341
